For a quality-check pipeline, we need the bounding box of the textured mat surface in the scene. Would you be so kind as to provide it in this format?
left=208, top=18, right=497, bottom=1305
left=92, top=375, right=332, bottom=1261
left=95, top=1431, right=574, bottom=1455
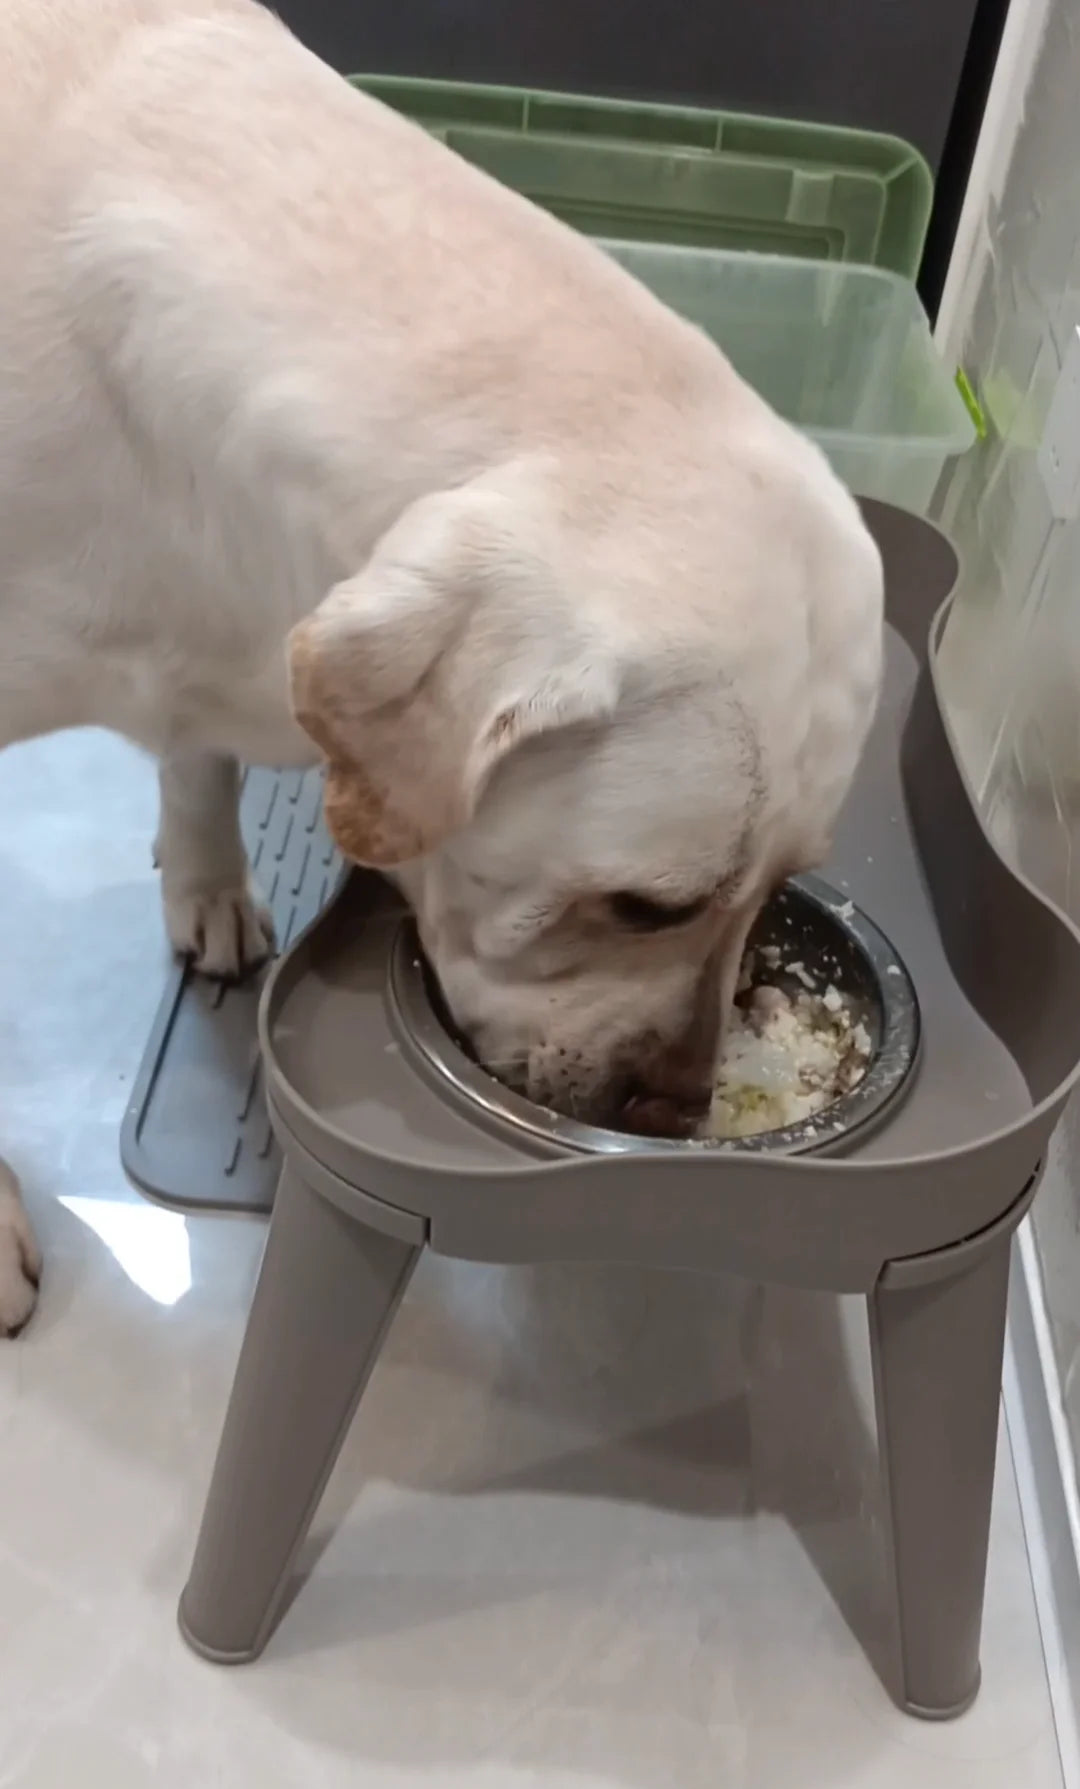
left=121, top=768, right=339, bottom=1214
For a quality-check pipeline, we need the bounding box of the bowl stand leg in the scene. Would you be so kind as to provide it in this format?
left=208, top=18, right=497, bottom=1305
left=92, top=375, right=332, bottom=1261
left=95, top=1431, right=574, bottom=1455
left=178, top=1158, right=1029, bottom=1718
left=869, top=1220, right=1014, bottom=1718
left=178, top=1162, right=421, bottom=1663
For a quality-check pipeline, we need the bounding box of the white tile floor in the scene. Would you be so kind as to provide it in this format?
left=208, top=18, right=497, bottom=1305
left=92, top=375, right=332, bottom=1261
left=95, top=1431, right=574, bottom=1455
left=0, top=730, right=1066, bottom=1788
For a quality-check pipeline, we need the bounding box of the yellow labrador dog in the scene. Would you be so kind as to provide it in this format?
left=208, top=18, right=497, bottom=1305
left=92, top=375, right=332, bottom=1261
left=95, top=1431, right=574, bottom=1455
left=0, top=0, right=883, bottom=1332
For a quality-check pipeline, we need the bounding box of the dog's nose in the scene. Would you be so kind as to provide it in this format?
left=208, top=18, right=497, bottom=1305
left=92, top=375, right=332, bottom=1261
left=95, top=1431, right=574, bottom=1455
left=612, top=962, right=724, bottom=1138
left=619, top=1072, right=714, bottom=1139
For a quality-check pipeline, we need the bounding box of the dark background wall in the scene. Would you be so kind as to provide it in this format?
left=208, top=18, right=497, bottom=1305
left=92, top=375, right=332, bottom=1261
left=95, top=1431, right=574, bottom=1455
left=269, top=0, right=1014, bottom=311
left=271, top=0, right=980, bottom=171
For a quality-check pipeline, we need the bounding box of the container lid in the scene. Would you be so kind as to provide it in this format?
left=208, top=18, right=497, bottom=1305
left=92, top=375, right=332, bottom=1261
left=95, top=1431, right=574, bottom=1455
left=352, top=74, right=933, bottom=277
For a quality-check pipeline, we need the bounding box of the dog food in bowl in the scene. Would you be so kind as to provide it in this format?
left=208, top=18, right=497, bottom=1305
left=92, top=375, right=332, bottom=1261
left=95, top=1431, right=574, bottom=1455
left=708, top=964, right=873, bottom=1140
left=389, top=875, right=920, bottom=1156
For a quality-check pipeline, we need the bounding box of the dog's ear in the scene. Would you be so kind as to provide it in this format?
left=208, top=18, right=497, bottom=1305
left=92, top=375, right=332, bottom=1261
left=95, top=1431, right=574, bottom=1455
left=288, top=481, right=619, bottom=865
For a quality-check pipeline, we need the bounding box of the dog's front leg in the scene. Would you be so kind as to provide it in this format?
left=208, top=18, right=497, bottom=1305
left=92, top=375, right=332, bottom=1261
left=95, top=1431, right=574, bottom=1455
left=155, top=753, right=274, bottom=979
left=0, top=1161, right=41, bottom=1336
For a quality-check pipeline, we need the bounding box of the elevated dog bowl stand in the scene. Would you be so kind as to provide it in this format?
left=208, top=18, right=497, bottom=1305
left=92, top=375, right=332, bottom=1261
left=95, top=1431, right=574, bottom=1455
left=177, top=505, right=1080, bottom=1719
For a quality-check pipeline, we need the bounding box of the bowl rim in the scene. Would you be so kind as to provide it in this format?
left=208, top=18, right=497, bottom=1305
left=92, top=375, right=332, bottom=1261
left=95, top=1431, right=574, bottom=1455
left=387, top=874, right=922, bottom=1157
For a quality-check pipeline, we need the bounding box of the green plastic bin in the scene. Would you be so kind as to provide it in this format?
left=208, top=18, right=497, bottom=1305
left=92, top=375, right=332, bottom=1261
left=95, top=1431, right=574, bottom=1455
left=352, top=73, right=933, bottom=276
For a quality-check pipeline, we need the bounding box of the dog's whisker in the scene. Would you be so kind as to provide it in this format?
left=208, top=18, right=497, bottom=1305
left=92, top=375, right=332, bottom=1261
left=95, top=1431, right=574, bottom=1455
left=475, top=1051, right=525, bottom=1080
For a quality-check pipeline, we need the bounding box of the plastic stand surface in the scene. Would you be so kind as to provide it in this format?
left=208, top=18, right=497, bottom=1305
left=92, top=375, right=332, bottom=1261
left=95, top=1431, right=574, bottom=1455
left=179, top=504, right=1080, bottom=1718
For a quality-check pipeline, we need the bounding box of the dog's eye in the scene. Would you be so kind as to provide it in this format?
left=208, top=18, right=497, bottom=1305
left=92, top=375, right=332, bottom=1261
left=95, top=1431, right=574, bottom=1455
left=609, top=890, right=710, bottom=931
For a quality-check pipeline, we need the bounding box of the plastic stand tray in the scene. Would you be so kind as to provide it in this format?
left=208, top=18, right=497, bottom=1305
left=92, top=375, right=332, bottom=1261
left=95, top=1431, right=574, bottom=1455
left=174, top=504, right=1080, bottom=1719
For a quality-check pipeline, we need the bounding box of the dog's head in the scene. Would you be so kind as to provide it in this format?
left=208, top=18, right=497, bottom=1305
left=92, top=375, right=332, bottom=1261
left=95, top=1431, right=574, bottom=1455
left=289, top=453, right=883, bottom=1135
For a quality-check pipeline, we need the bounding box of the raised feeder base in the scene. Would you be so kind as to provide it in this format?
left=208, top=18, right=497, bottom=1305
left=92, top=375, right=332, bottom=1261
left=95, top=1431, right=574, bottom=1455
left=175, top=506, right=1080, bottom=1719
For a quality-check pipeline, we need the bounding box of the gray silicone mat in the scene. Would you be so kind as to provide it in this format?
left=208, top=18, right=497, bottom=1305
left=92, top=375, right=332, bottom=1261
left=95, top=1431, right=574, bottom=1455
left=121, top=768, right=340, bottom=1214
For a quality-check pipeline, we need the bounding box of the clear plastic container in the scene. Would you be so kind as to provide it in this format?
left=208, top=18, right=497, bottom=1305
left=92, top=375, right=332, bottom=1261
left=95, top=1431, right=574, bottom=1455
left=351, top=75, right=967, bottom=511
left=608, top=245, right=974, bottom=512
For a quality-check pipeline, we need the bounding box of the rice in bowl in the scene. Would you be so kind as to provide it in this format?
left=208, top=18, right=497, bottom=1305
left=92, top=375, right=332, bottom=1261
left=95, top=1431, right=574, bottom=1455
left=707, top=948, right=873, bottom=1139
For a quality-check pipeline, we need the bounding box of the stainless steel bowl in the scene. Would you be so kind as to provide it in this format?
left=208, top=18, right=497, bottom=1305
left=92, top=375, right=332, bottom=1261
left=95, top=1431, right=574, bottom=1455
left=387, top=875, right=921, bottom=1157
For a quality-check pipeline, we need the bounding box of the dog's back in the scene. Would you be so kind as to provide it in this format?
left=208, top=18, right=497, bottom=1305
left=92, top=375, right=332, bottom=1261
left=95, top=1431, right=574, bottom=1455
left=0, top=0, right=788, bottom=756
left=0, top=1, right=243, bottom=162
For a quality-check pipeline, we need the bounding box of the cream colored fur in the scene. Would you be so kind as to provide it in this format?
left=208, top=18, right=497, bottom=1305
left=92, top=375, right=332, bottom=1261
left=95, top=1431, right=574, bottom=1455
left=0, top=0, right=883, bottom=1331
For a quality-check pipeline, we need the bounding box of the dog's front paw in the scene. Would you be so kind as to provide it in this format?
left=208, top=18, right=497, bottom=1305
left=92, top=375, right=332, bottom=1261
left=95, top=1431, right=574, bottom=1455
left=0, top=1165, right=41, bottom=1338
left=164, top=881, right=275, bottom=981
